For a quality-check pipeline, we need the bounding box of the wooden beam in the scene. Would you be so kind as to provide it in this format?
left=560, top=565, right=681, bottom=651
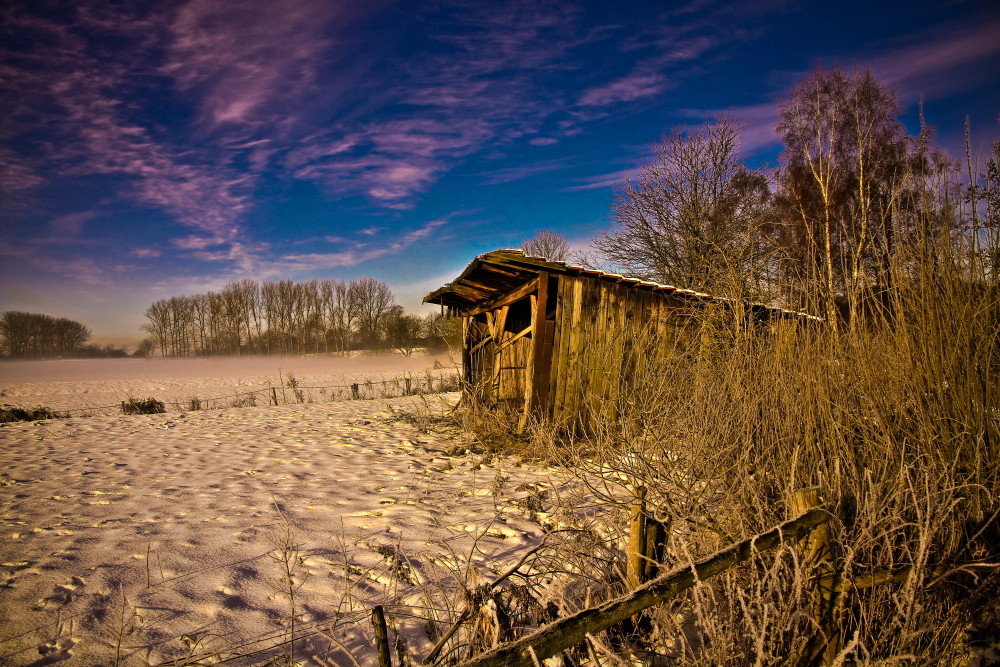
left=497, top=323, right=533, bottom=351
left=518, top=294, right=539, bottom=432
left=460, top=507, right=829, bottom=667
left=491, top=306, right=509, bottom=398
left=469, top=335, right=493, bottom=356
left=531, top=272, right=551, bottom=415
left=464, top=277, right=539, bottom=317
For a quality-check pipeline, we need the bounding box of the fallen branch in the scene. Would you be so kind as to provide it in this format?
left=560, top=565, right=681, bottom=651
left=459, top=507, right=829, bottom=667
left=424, top=537, right=551, bottom=664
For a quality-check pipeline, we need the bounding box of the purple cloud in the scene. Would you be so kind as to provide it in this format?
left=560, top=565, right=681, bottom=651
left=867, top=19, right=1000, bottom=102
left=481, top=159, right=569, bottom=185
left=49, top=211, right=97, bottom=236
left=0, top=3, right=256, bottom=254
left=579, top=72, right=667, bottom=107
left=0, top=148, right=44, bottom=195
left=564, top=170, right=629, bottom=192
left=268, top=217, right=449, bottom=275
left=163, top=0, right=358, bottom=129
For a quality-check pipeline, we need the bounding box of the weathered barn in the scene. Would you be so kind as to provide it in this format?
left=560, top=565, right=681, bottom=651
left=424, top=249, right=812, bottom=430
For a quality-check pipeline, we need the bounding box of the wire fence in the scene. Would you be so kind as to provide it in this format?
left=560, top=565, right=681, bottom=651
left=10, top=369, right=463, bottom=418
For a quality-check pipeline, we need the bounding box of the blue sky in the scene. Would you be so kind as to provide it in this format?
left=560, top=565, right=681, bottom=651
left=1, top=0, right=998, bottom=344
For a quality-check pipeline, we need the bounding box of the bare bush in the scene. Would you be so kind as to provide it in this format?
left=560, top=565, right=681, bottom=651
left=120, top=397, right=166, bottom=415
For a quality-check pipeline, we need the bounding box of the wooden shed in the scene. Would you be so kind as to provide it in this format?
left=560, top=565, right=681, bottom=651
left=424, top=249, right=812, bottom=430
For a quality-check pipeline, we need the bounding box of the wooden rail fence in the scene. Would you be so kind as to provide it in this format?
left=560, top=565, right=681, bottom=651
left=453, top=499, right=828, bottom=667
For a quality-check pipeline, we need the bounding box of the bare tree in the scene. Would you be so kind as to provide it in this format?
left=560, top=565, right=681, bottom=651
left=594, top=118, right=773, bottom=299
left=349, top=277, right=395, bottom=348
left=320, top=278, right=351, bottom=353
left=142, top=276, right=402, bottom=356
left=0, top=311, right=91, bottom=358
left=774, top=67, right=909, bottom=325
left=142, top=300, right=171, bottom=357
left=522, top=230, right=570, bottom=261
left=384, top=305, right=423, bottom=356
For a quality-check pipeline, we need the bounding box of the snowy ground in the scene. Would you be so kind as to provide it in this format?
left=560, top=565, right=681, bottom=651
left=0, top=356, right=581, bottom=666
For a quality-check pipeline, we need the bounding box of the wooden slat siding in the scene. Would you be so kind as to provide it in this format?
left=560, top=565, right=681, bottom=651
left=505, top=330, right=524, bottom=402
left=468, top=318, right=489, bottom=390
left=609, top=282, right=627, bottom=419
left=538, top=317, right=555, bottom=417
left=624, top=285, right=644, bottom=408
left=462, top=317, right=472, bottom=387
left=491, top=306, right=509, bottom=399
left=599, top=283, right=616, bottom=423
left=518, top=294, right=538, bottom=430
left=573, top=277, right=599, bottom=431
left=590, top=280, right=613, bottom=423
left=606, top=282, right=627, bottom=423
left=530, top=271, right=550, bottom=413
left=562, top=276, right=584, bottom=431
left=540, top=273, right=557, bottom=415
left=550, top=275, right=571, bottom=424
left=595, top=282, right=612, bottom=419
left=560, top=275, right=583, bottom=426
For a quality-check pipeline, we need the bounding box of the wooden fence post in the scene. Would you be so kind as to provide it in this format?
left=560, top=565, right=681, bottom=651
left=372, top=604, right=392, bottom=667
left=270, top=387, right=278, bottom=406
left=351, top=383, right=360, bottom=400
left=627, top=486, right=669, bottom=587
left=644, top=515, right=669, bottom=582
left=459, top=507, right=829, bottom=667
left=627, top=486, right=648, bottom=589
left=791, top=487, right=840, bottom=665
left=405, top=378, right=412, bottom=396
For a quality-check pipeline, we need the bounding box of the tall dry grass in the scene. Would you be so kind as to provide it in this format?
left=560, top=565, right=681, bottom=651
left=528, top=244, right=999, bottom=664
left=444, top=196, right=998, bottom=663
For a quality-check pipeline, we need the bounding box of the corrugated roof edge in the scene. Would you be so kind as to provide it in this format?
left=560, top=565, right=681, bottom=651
left=426, top=248, right=823, bottom=321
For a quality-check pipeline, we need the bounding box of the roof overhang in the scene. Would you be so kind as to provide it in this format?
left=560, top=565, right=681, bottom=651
left=424, top=249, right=821, bottom=321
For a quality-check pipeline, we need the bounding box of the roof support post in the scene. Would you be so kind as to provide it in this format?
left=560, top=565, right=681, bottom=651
left=519, top=271, right=550, bottom=431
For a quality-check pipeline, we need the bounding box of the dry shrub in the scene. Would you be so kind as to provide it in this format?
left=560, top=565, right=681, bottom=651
left=0, top=404, right=62, bottom=422
left=120, top=397, right=166, bottom=415
left=545, top=257, right=999, bottom=664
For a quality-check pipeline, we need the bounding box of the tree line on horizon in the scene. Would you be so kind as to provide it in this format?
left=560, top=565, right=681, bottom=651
left=0, top=311, right=130, bottom=359
left=139, top=276, right=457, bottom=358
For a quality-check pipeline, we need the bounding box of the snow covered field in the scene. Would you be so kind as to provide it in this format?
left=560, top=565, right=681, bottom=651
left=0, top=356, right=578, bottom=665
left=0, top=353, right=462, bottom=416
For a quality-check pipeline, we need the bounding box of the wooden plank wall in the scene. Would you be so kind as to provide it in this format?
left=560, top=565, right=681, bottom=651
left=547, top=276, right=688, bottom=431
left=464, top=303, right=535, bottom=407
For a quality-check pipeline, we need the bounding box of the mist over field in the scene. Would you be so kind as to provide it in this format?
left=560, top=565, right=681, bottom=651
left=0, top=352, right=458, bottom=414
left=0, top=352, right=456, bottom=384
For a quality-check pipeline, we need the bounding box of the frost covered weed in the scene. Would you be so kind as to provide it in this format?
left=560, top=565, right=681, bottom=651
left=517, top=271, right=999, bottom=664
left=0, top=404, right=63, bottom=422
left=119, top=397, right=165, bottom=415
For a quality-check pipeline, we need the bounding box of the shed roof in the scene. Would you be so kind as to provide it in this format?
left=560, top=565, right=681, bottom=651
left=424, top=249, right=820, bottom=321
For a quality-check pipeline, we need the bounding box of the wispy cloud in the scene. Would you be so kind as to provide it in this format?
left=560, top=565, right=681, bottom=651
left=481, top=159, right=569, bottom=185
left=529, top=136, right=559, bottom=147
left=0, top=148, right=44, bottom=196
left=267, top=217, right=450, bottom=275
left=0, top=3, right=256, bottom=252
left=676, top=103, right=782, bottom=153
left=866, top=18, right=1000, bottom=102
left=163, top=0, right=375, bottom=131
left=579, top=72, right=667, bottom=107
left=564, top=170, right=629, bottom=192
left=172, top=235, right=226, bottom=250
left=49, top=210, right=97, bottom=236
